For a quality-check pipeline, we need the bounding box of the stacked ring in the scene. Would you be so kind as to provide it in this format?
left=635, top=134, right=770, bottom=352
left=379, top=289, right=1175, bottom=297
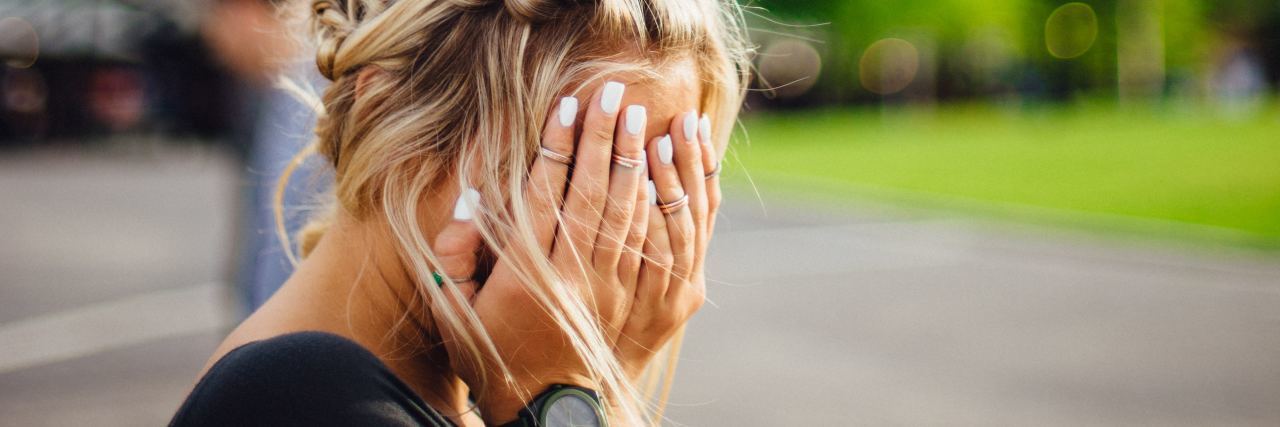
left=611, top=153, right=646, bottom=169
left=539, top=146, right=574, bottom=166
left=657, top=193, right=690, bottom=214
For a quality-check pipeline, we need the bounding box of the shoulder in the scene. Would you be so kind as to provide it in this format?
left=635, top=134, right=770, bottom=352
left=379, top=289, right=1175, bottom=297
left=205, top=331, right=381, bottom=382
left=170, top=332, right=449, bottom=427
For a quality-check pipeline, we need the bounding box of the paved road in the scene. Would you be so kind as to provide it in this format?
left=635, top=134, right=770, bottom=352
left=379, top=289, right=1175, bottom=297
left=2, top=148, right=1278, bottom=426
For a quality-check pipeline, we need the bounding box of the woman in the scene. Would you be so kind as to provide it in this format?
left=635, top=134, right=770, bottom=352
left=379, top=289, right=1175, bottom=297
left=172, top=0, right=749, bottom=425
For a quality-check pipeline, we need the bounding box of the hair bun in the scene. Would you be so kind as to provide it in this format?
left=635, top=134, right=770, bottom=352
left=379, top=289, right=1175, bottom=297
left=450, top=0, right=583, bottom=22
left=312, top=0, right=355, bottom=80
left=503, top=0, right=578, bottom=22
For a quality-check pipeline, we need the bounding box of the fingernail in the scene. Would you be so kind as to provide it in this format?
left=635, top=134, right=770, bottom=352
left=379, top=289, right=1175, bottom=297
left=453, top=187, right=480, bottom=221
left=601, top=81, right=625, bottom=114
left=626, top=105, right=646, bottom=136
left=657, top=135, right=673, bottom=165
left=683, top=111, right=698, bottom=142
left=647, top=181, right=658, bottom=205
left=699, top=114, right=712, bottom=142
left=559, top=97, right=578, bottom=128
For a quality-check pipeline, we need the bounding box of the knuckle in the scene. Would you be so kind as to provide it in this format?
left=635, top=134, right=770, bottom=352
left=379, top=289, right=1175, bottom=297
left=649, top=313, right=677, bottom=331
left=435, top=233, right=471, bottom=255
left=627, top=229, right=647, bottom=247
left=603, top=203, right=632, bottom=226
left=672, top=265, right=693, bottom=283
left=617, top=258, right=637, bottom=276
left=656, top=253, right=675, bottom=267
left=660, top=183, right=684, bottom=198
left=671, top=258, right=694, bottom=278
left=690, top=208, right=708, bottom=228
left=618, top=142, right=645, bottom=159
left=580, top=181, right=608, bottom=203
left=683, top=143, right=702, bottom=161
left=541, top=132, right=573, bottom=153
left=596, top=263, right=619, bottom=278
left=644, top=238, right=666, bottom=257
left=623, top=149, right=646, bottom=162
left=589, top=125, right=615, bottom=144
left=687, top=287, right=707, bottom=312
left=641, top=242, right=661, bottom=259
left=702, top=158, right=718, bottom=171
left=645, top=221, right=667, bottom=241
left=639, top=282, right=664, bottom=302
left=674, top=222, right=696, bottom=243
left=529, top=184, right=558, bottom=207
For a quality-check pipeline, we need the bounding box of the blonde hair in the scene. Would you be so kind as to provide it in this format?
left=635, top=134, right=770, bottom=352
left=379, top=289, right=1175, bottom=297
left=276, top=0, right=751, bottom=424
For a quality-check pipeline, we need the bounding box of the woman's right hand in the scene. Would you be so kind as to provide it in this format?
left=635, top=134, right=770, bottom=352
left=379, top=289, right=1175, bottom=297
left=429, top=81, right=719, bottom=424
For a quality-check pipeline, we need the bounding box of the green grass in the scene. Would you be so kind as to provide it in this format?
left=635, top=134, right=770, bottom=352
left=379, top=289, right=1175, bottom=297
left=730, top=102, right=1280, bottom=249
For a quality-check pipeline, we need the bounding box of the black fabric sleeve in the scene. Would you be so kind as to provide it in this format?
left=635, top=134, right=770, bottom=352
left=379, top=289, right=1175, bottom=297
left=170, top=331, right=455, bottom=427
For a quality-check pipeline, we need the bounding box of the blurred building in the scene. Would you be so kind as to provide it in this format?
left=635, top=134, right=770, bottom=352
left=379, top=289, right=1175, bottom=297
left=0, top=1, right=237, bottom=144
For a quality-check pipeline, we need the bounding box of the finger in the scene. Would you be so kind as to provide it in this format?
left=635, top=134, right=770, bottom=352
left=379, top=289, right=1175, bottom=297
left=429, top=193, right=488, bottom=369
left=635, top=185, right=673, bottom=311
left=647, top=134, right=695, bottom=282
left=557, top=81, right=626, bottom=263
left=617, top=178, right=649, bottom=291
left=527, top=96, right=579, bottom=254
left=592, top=105, right=647, bottom=271
left=435, top=189, right=484, bottom=301
left=670, top=111, right=708, bottom=253
left=696, top=113, right=722, bottom=280
left=699, top=113, right=723, bottom=235
left=616, top=192, right=673, bottom=374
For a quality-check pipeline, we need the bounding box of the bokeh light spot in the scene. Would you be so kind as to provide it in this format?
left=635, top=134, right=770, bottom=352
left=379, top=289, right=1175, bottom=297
left=1045, top=2, right=1098, bottom=59
left=859, top=38, right=919, bottom=95
left=758, top=40, right=823, bottom=99
left=0, top=17, right=40, bottom=68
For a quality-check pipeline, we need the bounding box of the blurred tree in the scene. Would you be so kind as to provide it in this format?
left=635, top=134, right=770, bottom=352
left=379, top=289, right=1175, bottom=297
left=759, top=0, right=1031, bottom=101
left=751, top=0, right=1276, bottom=105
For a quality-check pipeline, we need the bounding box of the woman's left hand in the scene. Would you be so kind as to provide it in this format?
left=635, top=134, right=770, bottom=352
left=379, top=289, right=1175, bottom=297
left=428, top=95, right=722, bottom=421
left=428, top=83, right=652, bottom=424
left=614, top=112, right=721, bottom=381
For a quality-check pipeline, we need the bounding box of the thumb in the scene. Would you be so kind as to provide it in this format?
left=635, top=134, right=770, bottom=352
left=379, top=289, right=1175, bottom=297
left=431, top=189, right=491, bottom=377
left=433, top=188, right=483, bottom=302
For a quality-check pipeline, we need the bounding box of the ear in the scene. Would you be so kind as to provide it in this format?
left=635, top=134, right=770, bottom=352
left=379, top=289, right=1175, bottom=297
left=355, top=66, right=383, bottom=99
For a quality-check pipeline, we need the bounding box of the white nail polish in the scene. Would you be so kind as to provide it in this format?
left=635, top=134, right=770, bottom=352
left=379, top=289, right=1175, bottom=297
left=699, top=114, right=712, bottom=142
left=657, top=135, right=673, bottom=165
left=601, top=81, right=625, bottom=114
left=626, top=105, right=646, bottom=136
left=453, top=188, right=480, bottom=221
left=683, top=111, right=698, bottom=141
left=559, top=97, right=578, bottom=128
left=647, top=181, right=658, bottom=205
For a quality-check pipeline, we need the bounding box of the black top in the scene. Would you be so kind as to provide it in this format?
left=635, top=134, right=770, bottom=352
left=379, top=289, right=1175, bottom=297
left=170, top=331, right=456, bottom=427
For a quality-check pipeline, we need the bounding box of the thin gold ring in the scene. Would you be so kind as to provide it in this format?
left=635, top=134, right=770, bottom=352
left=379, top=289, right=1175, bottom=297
left=539, top=146, right=574, bottom=166
left=432, top=272, right=474, bottom=287
left=704, top=162, right=721, bottom=180
left=611, top=153, right=646, bottom=169
left=658, top=193, right=690, bottom=215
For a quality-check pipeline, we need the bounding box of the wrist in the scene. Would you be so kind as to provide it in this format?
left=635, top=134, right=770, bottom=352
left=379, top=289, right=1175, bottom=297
left=477, top=375, right=595, bottom=425
left=477, top=387, right=527, bottom=425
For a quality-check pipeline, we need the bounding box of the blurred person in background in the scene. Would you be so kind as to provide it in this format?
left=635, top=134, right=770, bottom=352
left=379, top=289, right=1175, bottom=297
left=201, top=0, right=327, bottom=312
left=1, top=68, right=49, bottom=139
left=172, top=0, right=749, bottom=426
